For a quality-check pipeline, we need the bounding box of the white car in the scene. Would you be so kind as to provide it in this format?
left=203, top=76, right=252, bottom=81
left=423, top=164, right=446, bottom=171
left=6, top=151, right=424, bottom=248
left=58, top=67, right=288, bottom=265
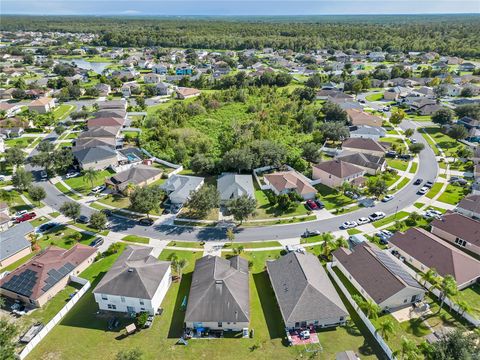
left=418, top=186, right=429, bottom=195
left=357, top=217, right=370, bottom=225
left=341, top=221, right=358, bottom=229
left=369, top=212, right=386, bottom=221
left=382, top=195, right=394, bottom=202
left=91, top=185, right=106, bottom=194
left=379, top=229, right=393, bottom=238
left=15, top=210, right=28, bottom=218
left=65, top=172, right=80, bottom=179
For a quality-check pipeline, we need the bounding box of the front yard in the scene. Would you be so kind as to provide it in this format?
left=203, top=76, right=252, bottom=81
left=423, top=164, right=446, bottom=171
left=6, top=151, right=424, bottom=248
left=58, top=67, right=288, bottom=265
left=64, top=169, right=115, bottom=195
left=253, top=188, right=310, bottom=219
left=436, top=183, right=470, bottom=205
left=386, top=159, right=409, bottom=172
left=421, top=127, right=464, bottom=157
left=314, top=184, right=355, bottom=210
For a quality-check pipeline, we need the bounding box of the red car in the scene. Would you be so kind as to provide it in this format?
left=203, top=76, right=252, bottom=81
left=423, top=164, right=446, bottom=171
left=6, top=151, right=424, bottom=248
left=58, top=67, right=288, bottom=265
left=305, top=200, right=319, bottom=210
left=14, top=212, right=36, bottom=223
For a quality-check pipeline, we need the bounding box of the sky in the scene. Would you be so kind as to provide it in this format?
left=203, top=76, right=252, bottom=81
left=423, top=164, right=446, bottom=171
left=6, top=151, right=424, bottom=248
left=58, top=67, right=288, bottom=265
left=1, top=0, right=479, bottom=16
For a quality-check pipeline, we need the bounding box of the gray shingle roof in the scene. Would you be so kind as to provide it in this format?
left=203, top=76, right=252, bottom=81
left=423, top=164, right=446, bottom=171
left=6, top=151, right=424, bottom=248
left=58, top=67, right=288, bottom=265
left=73, top=145, right=117, bottom=164
left=185, top=255, right=249, bottom=323
left=217, top=173, right=255, bottom=201
left=267, top=252, right=347, bottom=325
left=0, top=222, right=33, bottom=262
left=93, top=246, right=170, bottom=299
left=337, top=151, right=385, bottom=171
left=160, top=175, right=204, bottom=204
left=107, top=164, right=162, bottom=191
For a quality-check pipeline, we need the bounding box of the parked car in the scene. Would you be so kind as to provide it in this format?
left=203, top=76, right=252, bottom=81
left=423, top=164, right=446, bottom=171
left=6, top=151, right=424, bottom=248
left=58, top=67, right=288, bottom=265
left=89, top=237, right=104, bottom=247
left=357, top=217, right=370, bottom=225
left=398, top=154, right=412, bottom=160
left=382, top=195, right=394, bottom=202
left=418, top=186, right=429, bottom=195
left=40, top=170, right=48, bottom=180
left=379, top=229, right=393, bottom=238
left=14, top=212, right=36, bottom=223
left=65, top=172, right=80, bottom=179
left=341, top=221, right=358, bottom=229
left=37, top=222, right=59, bottom=233
left=77, top=215, right=89, bottom=224
left=386, top=151, right=397, bottom=158
left=301, top=230, right=321, bottom=238
left=305, top=199, right=319, bottom=210
left=14, top=210, right=28, bottom=218
left=414, top=178, right=423, bottom=185
left=369, top=212, right=385, bottom=221
left=314, top=199, right=325, bottom=209
left=425, top=181, right=434, bottom=188
left=138, top=217, right=154, bottom=226
left=91, top=185, right=106, bottom=194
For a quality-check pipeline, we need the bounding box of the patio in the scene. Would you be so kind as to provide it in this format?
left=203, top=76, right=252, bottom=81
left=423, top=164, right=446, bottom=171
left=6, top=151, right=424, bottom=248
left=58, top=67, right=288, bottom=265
left=390, top=303, right=431, bottom=323
left=288, top=329, right=320, bottom=346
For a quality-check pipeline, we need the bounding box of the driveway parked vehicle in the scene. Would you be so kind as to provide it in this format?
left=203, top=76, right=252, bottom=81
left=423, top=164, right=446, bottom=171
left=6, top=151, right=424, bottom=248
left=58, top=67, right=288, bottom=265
left=305, top=199, right=319, bottom=210
left=37, top=222, right=59, bottom=233
left=357, top=217, right=370, bottom=225
left=425, top=181, right=434, bottom=188
left=414, top=178, right=423, bottom=185
left=382, top=195, right=394, bottom=202
left=369, top=212, right=385, bottom=222
left=314, top=199, right=325, bottom=209
left=418, top=186, right=429, bottom=195
left=14, top=212, right=36, bottom=223
left=138, top=217, right=154, bottom=226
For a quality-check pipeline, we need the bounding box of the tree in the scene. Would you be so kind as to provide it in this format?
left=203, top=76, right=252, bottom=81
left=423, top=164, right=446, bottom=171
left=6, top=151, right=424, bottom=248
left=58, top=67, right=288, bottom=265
left=409, top=143, right=425, bottom=154
left=448, top=124, right=468, bottom=141
left=460, top=87, right=474, bottom=97
left=129, top=186, right=164, bottom=218
left=190, top=153, right=216, bottom=174
left=318, top=121, right=350, bottom=141
left=28, top=186, right=46, bottom=205
left=404, top=128, right=414, bottom=138
left=116, top=348, right=144, bottom=360
left=377, top=319, right=395, bottom=341
left=5, top=147, right=26, bottom=167
left=323, top=101, right=348, bottom=123
left=302, top=142, right=321, bottom=163
left=429, top=329, right=480, bottom=360
left=398, top=336, right=420, bottom=360
left=456, top=300, right=472, bottom=317
left=83, top=168, right=99, bottom=189
left=420, top=268, right=439, bottom=289
left=437, top=275, right=457, bottom=314
left=226, top=227, right=235, bottom=245
left=187, top=184, right=219, bottom=218
left=0, top=318, right=18, bottom=360
left=59, top=201, right=81, bottom=222
left=226, top=195, right=257, bottom=224
left=367, top=178, right=388, bottom=198
left=390, top=108, right=406, bottom=125
left=12, top=167, right=32, bottom=191
left=363, top=299, right=381, bottom=320
left=431, top=108, right=454, bottom=126
left=89, top=211, right=107, bottom=230
left=454, top=104, right=480, bottom=120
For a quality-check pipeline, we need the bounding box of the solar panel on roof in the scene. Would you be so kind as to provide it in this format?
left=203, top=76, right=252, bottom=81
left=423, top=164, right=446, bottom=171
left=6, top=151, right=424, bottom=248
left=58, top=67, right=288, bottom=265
left=373, top=250, right=421, bottom=289
left=1, top=269, right=38, bottom=297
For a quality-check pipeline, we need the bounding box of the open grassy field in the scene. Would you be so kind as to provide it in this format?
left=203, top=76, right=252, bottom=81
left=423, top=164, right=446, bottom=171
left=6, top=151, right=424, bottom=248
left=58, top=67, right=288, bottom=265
left=455, top=283, right=480, bottom=320
left=365, top=93, right=383, bottom=101
left=425, top=182, right=444, bottom=199
left=372, top=211, right=409, bottom=228
left=421, top=127, right=464, bottom=157
left=53, top=104, right=75, bottom=121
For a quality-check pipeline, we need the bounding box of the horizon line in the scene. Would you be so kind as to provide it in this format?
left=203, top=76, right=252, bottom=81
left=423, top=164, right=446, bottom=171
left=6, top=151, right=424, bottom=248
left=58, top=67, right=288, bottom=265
left=2, top=12, right=480, bottom=16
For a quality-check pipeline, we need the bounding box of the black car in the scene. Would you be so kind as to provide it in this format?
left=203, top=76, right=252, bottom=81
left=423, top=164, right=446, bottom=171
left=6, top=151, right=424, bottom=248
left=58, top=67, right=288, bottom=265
left=301, top=230, right=321, bottom=238
left=314, top=199, right=325, bottom=209
left=89, top=237, right=104, bottom=248
left=398, top=154, right=412, bottom=160
left=386, top=151, right=397, bottom=158
left=138, top=217, right=154, bottom=226
left=414, top=178, right=423, bottom=185
left=37, top=222, right=58, bottom=233
left=77, top=215, right=89, bottom=224
left=425, top=181, right=434, bottom=188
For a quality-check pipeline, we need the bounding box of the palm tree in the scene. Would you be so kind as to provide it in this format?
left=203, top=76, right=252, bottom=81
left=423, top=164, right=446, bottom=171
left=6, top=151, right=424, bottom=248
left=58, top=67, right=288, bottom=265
left=377, top=319, right=395, bottom=341
left=364, top=299, right=381, bottom=320
left=437, top=275, right=458, bottom=314
left=420, top=268, right=438, bottom=289
left=398, top=336, right=419, bottom=360
left=226, top=228, right=235, bottom=247
left=83, top=168, right=99, bottom=189
left=175, top=259, right=188, bottom=280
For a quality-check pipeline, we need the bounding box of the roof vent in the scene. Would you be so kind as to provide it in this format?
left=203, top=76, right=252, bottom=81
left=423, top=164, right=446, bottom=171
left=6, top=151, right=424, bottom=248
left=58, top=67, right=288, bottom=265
left=128, top=268, right=133, bottom=273
left=215, top=280, right=223, bottom=284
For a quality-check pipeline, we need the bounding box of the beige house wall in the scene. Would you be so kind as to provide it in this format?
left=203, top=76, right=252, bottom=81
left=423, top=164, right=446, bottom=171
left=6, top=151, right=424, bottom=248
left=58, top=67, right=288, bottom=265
left=430, top=226, right=480, bottom=256
left=0, top=246, right=32, bottom=269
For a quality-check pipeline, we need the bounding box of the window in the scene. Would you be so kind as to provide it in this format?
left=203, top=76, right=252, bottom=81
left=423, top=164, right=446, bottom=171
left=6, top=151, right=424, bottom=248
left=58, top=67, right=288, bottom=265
left=121, top=297, right=125, bottom=303
left=107, top=304, right=117, bottom=310
left=455, top=238, right=467, bottom=247
left=217, top=322, right=222, bottom=328
left=101, top=294, right=108, bottom=300
left=339, top=317, right=344, bottom=322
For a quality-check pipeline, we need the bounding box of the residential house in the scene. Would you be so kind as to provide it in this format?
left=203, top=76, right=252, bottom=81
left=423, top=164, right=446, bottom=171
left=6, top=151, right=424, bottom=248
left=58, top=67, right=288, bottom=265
left=264, top=170, right=317, bottom=200
left=28, top=97, right=55, bottom=113
left=185, top=255, right=249, bottom=332
left=336, top=152, right=386, bottom=175
left=342, top=138, right=388, bottom=157
left=97, top=99, right=127, bottom=111
left=456, top=195, right=480, bottom=219
left=266, top=251, right=348, bottom=330
left=105, top=164, right=162, bottom=195
left=95, top=83, right=111, bottom=96
left=175, top=87, right=200, bottom=100
left=418, top=104, right=444, bottom=116
left=349, top=125, right=386, bottom=140
left=332, top=243, right=425, bottom=311
left=312, top=160, right=365, bottom=188
left=87, top=117, right=125, bottom=129
left=383, top=86, right=410, bottom=101
left=0, top=244, right=97, bottom=307
left=73, top=145, right=118, bottom=171
left=152, top=64, right=168, bottom=75
left=0, top=102, right=22, bottom=117
left=368, top=52, right=386, bottom=62
left=0, top=117, right=29, bottom=138
left=155, top=82, right=174, bottom=96
left=144, top=73, right=162, bottom=84
left=93, top=246, right=171, bottom=315
left=389, top=228, right=480, bottom=289
left=175, top=64, right=193, bottom=76
left=430, top=212, right=480, bottom=256
left=217, top=173, right=255, bottom=204
left=161, top=174, right=204, bottom=205
left=346, top=109, right=383, bottom=128
left=0, top=88, right=16, bottom=100
left=0, top=222, right=33, bottom=269
left=459, top=63, right=476, bottom=72
left=74, top=138, right=117, bottom=150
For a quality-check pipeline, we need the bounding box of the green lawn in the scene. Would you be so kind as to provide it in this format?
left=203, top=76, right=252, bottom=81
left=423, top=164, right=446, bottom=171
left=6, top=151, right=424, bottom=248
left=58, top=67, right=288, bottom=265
left=167, top=241, right=204, bottom=249
left=409, top=162, right=418, bottom=174
left=425, top=182, right=444, bottom=199
left=64, top=169, right=114, bottom=195
left=380, top=137, right=407, bottom=152
left=53, top=104, right=75, bottom=121
left=54, top=182, right=82, bottom=200
left=5, top=137, right=38, bottom=148
left=241, top=215, right=316, bottom=227
left=122, top=235, right=150, bottom=244
left=436, top=184, right=470, bottom=205
left=421, top=127, right=464, bottom=157
left=347, top=229, right=362, bottom=235
left=223, top=241, right=282, bottom=249
left=392, top=177, right=410, bottom=192
left=97, top=194, right=131, bottom=209
left=253, top=189, right=310, bottom=219
left=314, top=184, right=355, bottom=210
left=455, top=283, right=480, bottom=320
left=27, top=247, right=380, bottom=360
left=39, top=225, right=96, bottom=249
left=1, top=251, right=37, bottom=272
left=365, top=93, right=383, bottom=101
left=372, top=211, right=409, bottom=228
left=414, top=202, right=424, bottom=209
left=30, top=216, right=50, bottom=228
left=70, top=221, right=110, bottom=236
left=387, top=159, right=409, bottom=172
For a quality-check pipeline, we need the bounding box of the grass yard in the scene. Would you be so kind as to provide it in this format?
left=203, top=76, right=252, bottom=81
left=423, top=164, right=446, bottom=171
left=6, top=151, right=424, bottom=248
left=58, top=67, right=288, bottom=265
left=223, top=241, right=282, bottom=249
left=414, top=202, right=424, bottom=209
left=69, top=221, right=109, bottom=236
left=167, top=241, right=204, bottom=249
left=421, top=127, right=464, bottom=157
left=425, top=182, right=444, bottom=199
left=253, top=189, right=310, bottom=219
left=380, top=137, right=407, bottom=152
left=39, top=225, right=96, bottom=249
left=455, top=283, right=480, bottom=320
left=365, top=93, right=383, bottom=101
left=54, top=181, right=82, bottom=200
left=1, top=251, right=37, bottom=272
left=347, top=229, right=362, bottom=235
left=97, top=194, right=131, bottom=209
left=409, top=162, right=418, bottom=174
left=5, top=137, right=38, bottom=148
left=372, top=211, right=409, bottom=228
left=64, top=169, right=114, bottom=195
left=392, top=177, right=410, bottom=192
left=27, top=246, right=380, bottom=360
left=436, top=183, right=470, bottom=205
left=53, top=104, right=75, bottom=121
left=386, top=159, right=409, bottom=172
left=121, top=235, right=150, bottom=244
left=314, top=184, right=355, bottom=210
left=241, top=215, right=316, bottom=227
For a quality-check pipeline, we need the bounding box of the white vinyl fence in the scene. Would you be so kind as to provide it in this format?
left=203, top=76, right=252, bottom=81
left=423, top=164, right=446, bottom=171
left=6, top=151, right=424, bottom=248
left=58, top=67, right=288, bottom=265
left=141, top=148, right=183, bottom=177
left=326, top=262, right=396, bottom=360
left=19, top=277, right=91, bottom=360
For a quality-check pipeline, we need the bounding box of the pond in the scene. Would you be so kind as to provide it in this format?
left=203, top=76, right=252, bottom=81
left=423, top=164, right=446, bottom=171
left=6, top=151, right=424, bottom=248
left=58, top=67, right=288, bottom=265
left=59, top=58, right=111, bottom=74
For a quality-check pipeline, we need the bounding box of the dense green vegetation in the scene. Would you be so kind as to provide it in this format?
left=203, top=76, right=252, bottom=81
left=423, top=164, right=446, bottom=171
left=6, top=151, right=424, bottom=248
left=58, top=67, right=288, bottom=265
left=2, top=15, right=479, bottom=57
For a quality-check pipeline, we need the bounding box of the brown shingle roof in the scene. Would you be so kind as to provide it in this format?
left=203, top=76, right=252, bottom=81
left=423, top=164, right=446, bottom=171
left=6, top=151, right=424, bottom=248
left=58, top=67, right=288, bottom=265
left=0, top=244, right=96, bottom=300
left=313, top=160, right=364, bottom=179
left=87, top=117, right=124, bottom=128
left=264, top=170, right=316, bottom=196
left=389, top=228, right=480, bottom=286
left=457, top=195, right=480, bottom=215
left=342, top=138, right=388, bottom=153
left=431, top=211, right=480, bottom=247
left=30, top=97, right=53, bottom=106
left=346, top=109, right=383, bottom=127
